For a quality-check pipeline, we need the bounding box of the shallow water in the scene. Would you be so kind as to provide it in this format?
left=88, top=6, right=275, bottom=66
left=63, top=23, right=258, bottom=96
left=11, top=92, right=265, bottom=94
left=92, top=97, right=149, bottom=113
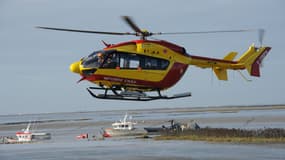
left=1, top=107, right=285, bottom=160
left=1, top=138, right=285, bottom=160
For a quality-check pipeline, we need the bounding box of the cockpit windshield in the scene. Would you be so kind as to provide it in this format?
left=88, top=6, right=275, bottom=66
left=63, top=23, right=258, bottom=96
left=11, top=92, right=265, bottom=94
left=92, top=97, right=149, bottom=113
left=82, top=50, right=111, bottom=68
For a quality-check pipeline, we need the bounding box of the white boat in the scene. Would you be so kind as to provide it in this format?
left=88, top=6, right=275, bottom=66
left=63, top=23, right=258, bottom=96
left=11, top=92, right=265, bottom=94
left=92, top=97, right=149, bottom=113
left=103, top=113, right=146, bottom=137
left=5, top=122, right=51, bottom=144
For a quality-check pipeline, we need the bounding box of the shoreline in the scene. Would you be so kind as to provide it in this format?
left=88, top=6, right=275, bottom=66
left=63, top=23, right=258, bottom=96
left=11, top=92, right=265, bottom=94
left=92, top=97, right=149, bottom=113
left=155, top=135, right=285, bottom=143
left=154, top=127, right=285, bottom=143
left=1, top=104, right=285, bottom=117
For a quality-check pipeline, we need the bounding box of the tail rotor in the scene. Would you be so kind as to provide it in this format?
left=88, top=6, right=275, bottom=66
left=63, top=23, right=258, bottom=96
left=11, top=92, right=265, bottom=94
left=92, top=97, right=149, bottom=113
left=258, top=29, right=265, bottom=46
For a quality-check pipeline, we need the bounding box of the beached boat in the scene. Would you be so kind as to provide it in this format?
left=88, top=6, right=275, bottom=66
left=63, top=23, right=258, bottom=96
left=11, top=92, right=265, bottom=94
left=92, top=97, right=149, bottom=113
left=103, top=113, right=146, bottom=137
left=144, top=120, right=200, bottom=134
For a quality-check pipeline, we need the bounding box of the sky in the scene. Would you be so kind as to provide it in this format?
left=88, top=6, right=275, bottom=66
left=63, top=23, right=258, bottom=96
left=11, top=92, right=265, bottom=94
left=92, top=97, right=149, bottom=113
left=0, top=0, right=284, bottom=115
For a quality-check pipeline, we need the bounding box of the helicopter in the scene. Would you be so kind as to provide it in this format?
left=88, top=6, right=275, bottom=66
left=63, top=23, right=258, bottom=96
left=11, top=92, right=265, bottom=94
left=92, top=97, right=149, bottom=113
left=37, top=16, right=271, bottom=101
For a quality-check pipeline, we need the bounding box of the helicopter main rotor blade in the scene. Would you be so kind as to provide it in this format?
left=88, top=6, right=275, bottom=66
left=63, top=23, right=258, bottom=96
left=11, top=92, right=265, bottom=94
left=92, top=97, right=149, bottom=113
left=122, top=16, right=142, bottom=34
left=155, top=29, right=260, bottom=35
left=36, top=26, right=136, bottom=36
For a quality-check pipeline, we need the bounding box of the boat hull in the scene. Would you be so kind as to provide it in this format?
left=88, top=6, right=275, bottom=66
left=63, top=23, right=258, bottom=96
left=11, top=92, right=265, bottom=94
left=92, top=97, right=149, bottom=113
left=32, top=133, right=51, bottom=140
left=144, top=127, right=165, bottom=134
left=103, top=128, right=147, bottom=137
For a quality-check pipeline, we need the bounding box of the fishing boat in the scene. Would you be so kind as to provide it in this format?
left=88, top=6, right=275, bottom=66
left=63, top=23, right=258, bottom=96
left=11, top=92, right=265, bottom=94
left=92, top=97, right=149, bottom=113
left=103, top=113, right=146, bottom=137
left=4, top=122, right=51, bottom=144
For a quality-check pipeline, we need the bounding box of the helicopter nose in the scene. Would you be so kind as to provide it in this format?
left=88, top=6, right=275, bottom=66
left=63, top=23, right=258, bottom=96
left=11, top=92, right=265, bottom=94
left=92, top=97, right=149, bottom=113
left=69, top=61, right=81, bottom=74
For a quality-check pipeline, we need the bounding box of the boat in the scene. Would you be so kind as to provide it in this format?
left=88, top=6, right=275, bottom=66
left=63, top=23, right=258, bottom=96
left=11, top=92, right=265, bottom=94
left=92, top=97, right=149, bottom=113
left=144, top=120, right=200, bottom=134
left=103, top=113, right=147, bottom=137
left=4, top=122, right=51, bottom=144
left=76, top=133, right=89, bottom=139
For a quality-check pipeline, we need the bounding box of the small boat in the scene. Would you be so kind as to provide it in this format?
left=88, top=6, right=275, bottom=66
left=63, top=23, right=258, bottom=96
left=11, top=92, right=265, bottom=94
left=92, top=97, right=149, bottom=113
left=103, top=113, right=147, bottom=137
left=76, top=133, right=89, bottom=139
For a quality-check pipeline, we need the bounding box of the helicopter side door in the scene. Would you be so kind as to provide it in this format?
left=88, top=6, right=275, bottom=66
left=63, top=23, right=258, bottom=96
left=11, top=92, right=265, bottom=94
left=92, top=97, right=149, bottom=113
left=116, top=52, right=170, bottom=83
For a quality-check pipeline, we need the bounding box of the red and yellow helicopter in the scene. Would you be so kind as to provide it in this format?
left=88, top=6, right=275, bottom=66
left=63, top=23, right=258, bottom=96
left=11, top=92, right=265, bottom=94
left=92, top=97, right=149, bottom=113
left=37, top=16, right=271, bottom=101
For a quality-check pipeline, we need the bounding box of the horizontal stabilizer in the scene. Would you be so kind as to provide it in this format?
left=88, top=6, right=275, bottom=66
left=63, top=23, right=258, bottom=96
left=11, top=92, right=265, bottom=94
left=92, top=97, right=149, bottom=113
left=213, top=52, right=236, bottom=80
left=223, top=52, right=238, bottom=61
left=213, top=68, right=228, bottom=80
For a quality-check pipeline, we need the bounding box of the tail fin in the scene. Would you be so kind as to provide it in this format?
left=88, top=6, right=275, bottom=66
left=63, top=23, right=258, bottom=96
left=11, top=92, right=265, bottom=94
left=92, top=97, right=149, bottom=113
left=237, top=44, right=271, bottom=77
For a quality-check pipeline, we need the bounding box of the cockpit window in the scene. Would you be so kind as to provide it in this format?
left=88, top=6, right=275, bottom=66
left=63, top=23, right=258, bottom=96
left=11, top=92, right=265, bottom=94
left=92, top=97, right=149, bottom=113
left=102, top=53, right=118, bottom=68
left=82, top=50, right=169, bottom=70
left=82, top=50, right=111, bottom=68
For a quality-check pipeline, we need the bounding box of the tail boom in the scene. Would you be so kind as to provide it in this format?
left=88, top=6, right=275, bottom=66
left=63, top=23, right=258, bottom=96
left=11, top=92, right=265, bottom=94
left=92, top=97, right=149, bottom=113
left=188, top=44, right=271, bottom=80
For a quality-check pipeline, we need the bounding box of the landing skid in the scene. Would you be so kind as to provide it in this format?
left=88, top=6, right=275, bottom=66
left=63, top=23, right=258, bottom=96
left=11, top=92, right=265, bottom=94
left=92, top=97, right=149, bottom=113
left=86, top=87, right=191, bottom=101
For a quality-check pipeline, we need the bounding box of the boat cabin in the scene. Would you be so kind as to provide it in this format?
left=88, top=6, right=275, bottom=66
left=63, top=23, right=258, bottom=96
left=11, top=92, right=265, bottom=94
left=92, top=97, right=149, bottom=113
left=111, top=113, right=136, bottom=130
left=112, top=122, right=134, bottom=130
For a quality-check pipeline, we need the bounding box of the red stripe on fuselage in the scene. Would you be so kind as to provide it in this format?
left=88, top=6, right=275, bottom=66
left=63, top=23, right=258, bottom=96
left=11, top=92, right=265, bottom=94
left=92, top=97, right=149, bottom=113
left=190, top=55, right=238, bottom=64
left=85, top=62, right=188, bottom=90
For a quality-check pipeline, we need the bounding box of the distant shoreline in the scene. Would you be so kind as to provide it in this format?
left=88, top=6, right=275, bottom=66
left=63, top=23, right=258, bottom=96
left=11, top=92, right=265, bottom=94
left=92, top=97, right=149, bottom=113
left=1, top=104, right=285, bottom=116
left=1, top=104, right=285, bottom=132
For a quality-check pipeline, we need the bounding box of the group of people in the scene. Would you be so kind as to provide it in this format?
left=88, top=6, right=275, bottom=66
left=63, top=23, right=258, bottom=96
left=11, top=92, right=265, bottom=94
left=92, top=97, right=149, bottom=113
left=97, top=53, right=117, bottom=68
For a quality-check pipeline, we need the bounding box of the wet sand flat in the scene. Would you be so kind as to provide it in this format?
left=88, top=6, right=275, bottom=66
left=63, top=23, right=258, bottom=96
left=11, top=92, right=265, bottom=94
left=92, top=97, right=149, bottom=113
left=1, top=105, right=285, bottom=160
left=1, top=105, right=285, bottom=131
